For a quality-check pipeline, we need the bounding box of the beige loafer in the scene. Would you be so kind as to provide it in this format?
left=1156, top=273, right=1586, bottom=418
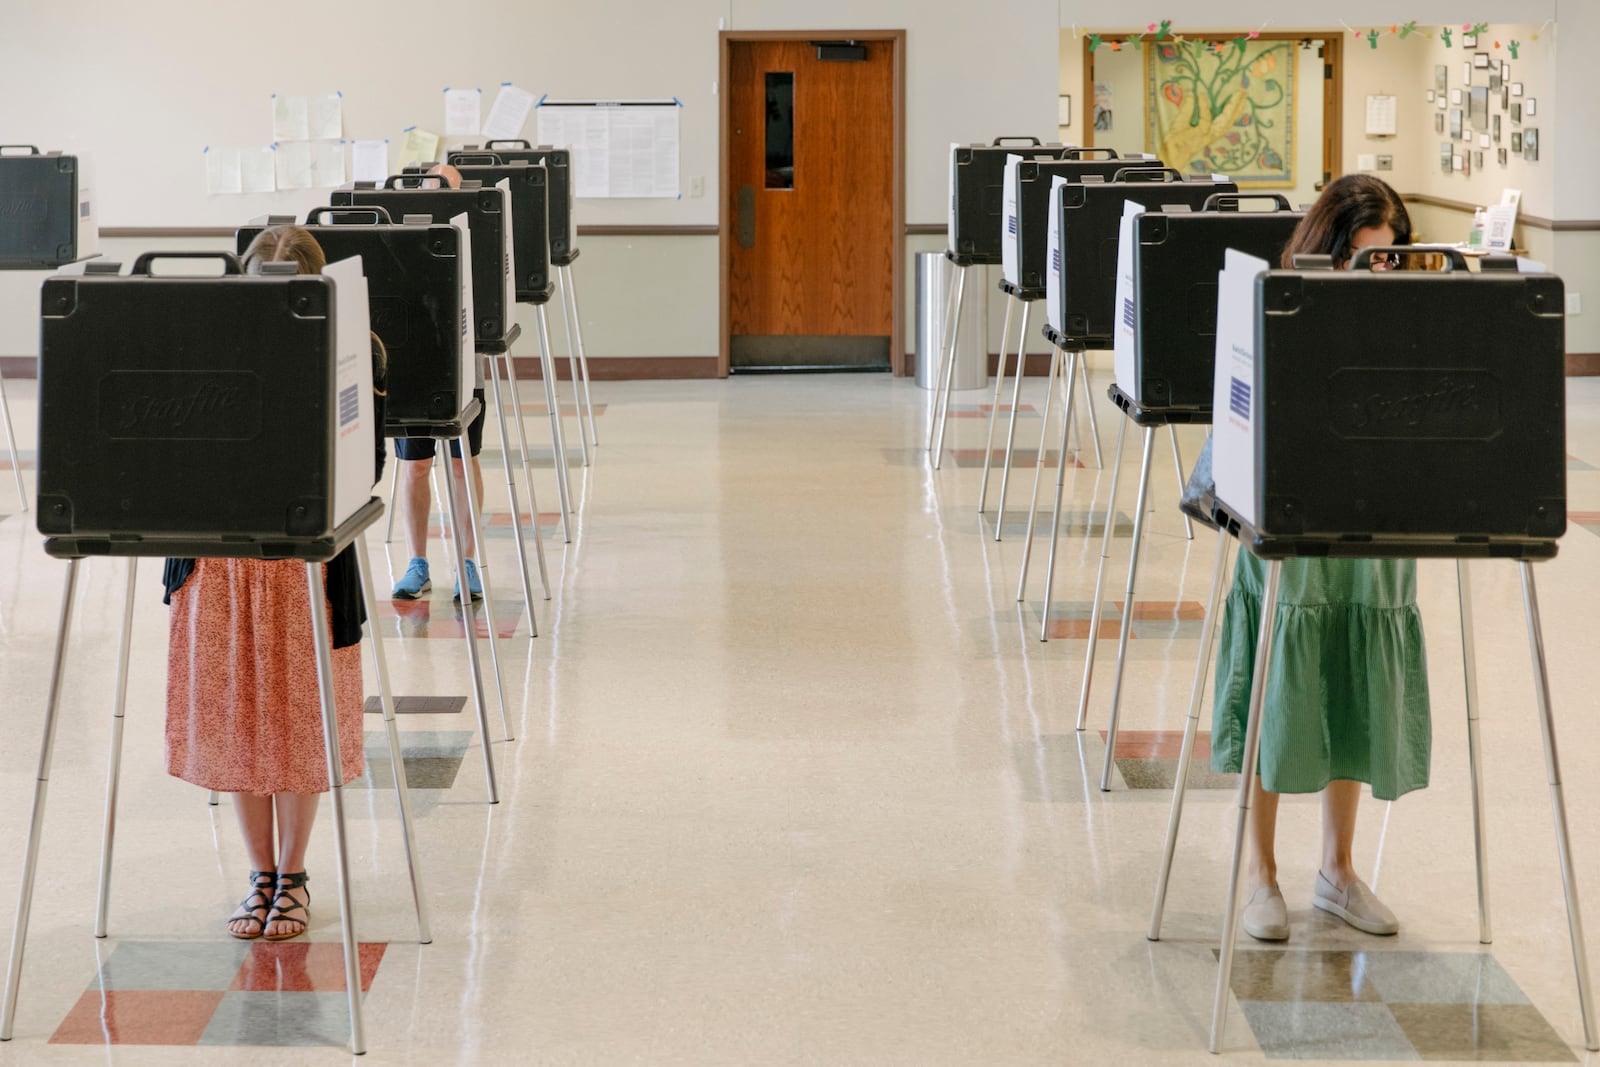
left=1243, top=885, right=1290, bottom=941
left=1312, top=871, right=1398, bottom=935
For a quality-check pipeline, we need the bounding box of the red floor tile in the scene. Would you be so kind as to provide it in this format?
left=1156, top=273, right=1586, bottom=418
left=484, top=511, right=562, bottom=527
left=1045, top=619, right=1129, bottom=640
left=231, top=942, right=386, bottom=993
left=1098, top=729, right=1212, bottom=760
left=1568, top=511, right=1600, bottom=523
left=376, top=599, right=522, bottom=639
left=50, top=989, right=223, bottom=1045
left=1115, top=600, right=1206, bottom=621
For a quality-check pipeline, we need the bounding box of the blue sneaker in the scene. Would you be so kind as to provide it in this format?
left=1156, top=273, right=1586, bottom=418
left=454, top=558, right=483, bottom=602
left=391, top=557, right=431, bottom=600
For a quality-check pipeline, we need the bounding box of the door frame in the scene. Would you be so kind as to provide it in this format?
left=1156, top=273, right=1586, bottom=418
left=719, top=29, right=907, bottom=377
left=1080, top=32, right=1343, bottom=193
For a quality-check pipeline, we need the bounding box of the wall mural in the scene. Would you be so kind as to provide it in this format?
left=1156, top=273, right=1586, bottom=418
left=1145, top=39, right=1297, bottom=188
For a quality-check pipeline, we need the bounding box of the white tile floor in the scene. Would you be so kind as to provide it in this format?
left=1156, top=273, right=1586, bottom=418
left=0, top=364, right=1599, bottom=1064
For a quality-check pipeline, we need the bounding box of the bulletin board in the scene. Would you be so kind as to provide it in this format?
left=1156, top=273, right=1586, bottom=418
left=535, top=100, right=682, bottom=199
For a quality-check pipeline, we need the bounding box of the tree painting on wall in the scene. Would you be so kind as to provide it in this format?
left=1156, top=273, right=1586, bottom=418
left=1146, top=38, right=1296, bottom=187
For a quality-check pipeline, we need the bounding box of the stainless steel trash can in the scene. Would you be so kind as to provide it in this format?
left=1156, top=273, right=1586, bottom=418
left=915, top=252, right=987, bottom=391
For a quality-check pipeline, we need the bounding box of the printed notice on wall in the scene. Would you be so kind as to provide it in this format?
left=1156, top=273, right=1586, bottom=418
left=536, top=101, right=680, bottom=198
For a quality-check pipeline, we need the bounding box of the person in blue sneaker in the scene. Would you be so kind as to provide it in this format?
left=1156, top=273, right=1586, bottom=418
left=391, top=163, right=485, bottom=602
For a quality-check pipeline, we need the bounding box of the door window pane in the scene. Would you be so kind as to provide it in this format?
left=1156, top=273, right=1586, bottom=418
left=765, top=72, right=795, bottom=189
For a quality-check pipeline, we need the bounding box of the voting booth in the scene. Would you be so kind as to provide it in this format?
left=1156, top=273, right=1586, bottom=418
left=1144, top=251, right=1595, bottom=1056
left=451, top=142, right=576, bottom=264
left=410, top=160, right=553, bottom=301
left=947, top=138, right=1072, bottom=264
left=0, top=146, right=97, bottom=269
left=333, top=179, right=514, bottom=351
left=237, top=209, right=473, bottom=438
left=1000, top=151, right=1140, bottom=295
left=1045, top=169, right=1237, bottom=349
left=6, top=252, right=431, bottom=1055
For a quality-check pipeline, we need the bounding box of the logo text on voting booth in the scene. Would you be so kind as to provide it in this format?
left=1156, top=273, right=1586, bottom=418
left=99, top=371, right=261, bottom=440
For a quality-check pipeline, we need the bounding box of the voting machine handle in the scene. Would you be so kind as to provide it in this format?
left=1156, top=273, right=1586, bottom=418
left=130, top=251, right=243, bottom=276
left=1064, top=148, right=1118, bottom=160
left=991, top=136, right=1042, bottom=146
left=383, top=173, right=437, bottom=189
left=304, top=206, right=395, bottom=226
left=1112, top=166, right=1184, bottom=183
left=1203, top=192, right=1293, bottom=213
left=451, top=153, right=502, bottom=166
left=484, top=139, right=533, bottom=150
left=0, top=145, right=41, bottom=156
left=1351, top=245, right=1468, bottom=272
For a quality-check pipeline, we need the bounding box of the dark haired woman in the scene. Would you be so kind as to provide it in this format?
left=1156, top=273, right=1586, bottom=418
left=164, top=226, right=385, bottom=940
left=1210, top=175, right=1430, bottom=942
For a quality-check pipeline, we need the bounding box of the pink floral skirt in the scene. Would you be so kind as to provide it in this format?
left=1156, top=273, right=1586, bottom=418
left=166, top=558, right=364, bottom=795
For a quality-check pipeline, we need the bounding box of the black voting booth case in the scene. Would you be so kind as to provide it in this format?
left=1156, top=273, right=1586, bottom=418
left=450, top=142, right=577, bottom=265
left=36, top=252, right=380, bottom=559
left=1212, top=249, right=1566, bottom=559
left=1046, top=170, right=1237, bottom=350
left=332, top=180, right=512, bottom=350
left=1003, top=152, right=1136, bottom=297
left=948, top=138, right=1073, bottom=264
left=0, top=146, right=97, bottom=269
left=407, top=160, right=554, bottom=301
left=1120, top=196, right=1302, bottom=414
left=237, top=210, right=472, bottom=438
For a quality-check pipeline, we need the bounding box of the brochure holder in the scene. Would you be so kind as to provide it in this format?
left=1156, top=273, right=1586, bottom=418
left=0, top=146, right=97, bottom=269
left=3, top=254, right=431, bottom=1055
left=1144, top=252, right=1593, bottom=1056
left=1078, top=198, right=1304, bottom=787
left=451, top=144, right=598, bottom=455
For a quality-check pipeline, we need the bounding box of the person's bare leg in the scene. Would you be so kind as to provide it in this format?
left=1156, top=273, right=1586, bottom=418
left=400, top=458, right=434, bottom=560
left=228, top=793, right=277, bottom=937
left=1248, top=777, right=1281, bottom=892
left=264, top=792, right=320, bottom=939
left=1320, top=779, right=1362, bottom=888
left=448, top=456, right=478, bottom=559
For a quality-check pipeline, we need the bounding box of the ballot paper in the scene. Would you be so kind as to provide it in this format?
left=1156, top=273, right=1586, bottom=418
left=445, top=88, right=482, bottom=136
left=1211, top=248, right=1272, bottom=527
left=1111, top=200, right=1144, bottom=398
left=204, top=147, right=242, bottom=195
left=240, top=147, right=276, bottom=193
left=323, top=256, right=377, bottom=521
left=272, top=94, right=309, bottom=140
left=483, top=83, right=536, bottom=141
left=351, top=140, right=388, bottom=184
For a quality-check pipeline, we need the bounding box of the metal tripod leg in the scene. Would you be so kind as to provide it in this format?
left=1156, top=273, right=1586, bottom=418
left=926, top=264, right=959, bottom=452
left=457, top=437, right=514, bottom=743
left=1078, top=350, right=1104, bottom=468
left=485, top=351, right=546, bottom=621
left=532, top=308, right=575, bottom=539
left=1209, top=558, right=1283, bottom=1055
left=2, top=560, right=81, bottom=1040
left=94, top=559, right=139, bottom=937
left=560, top=265, right=598, bottom=449
left=438, top=438, right=499, bottom=805
left=383, top=448, right=400, bottom=542
left=932, top=265, right=969, bottom=468
left=497, top=345, right=555, bottom=593
left=1168, top=425, right=1193, bottom=540
left=977, top=293, right=1017, bottom=515
left=1013, top=345, right=1063, bottom=601
left=304, top=562, right=366, bottom=1056
left=1074, top=416, right=1130, bottom=730
left=0, top=372, right=27, bottom=512
left=993, top=302, right=1033, bottom=541
left=1457, top=561, right=1491, bottom=944
left=1520, top=562, right=1599, bottom=1051
left=1098, top=426, right=1157, bottom=789
left=1037, top=351, right=1083, bottom=641
left=1149, top=528, right=1232, bottom=940
left=354, top=537, right=433, bottom=944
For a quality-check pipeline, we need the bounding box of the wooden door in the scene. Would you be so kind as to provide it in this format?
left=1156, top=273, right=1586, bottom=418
left=727, top=39, right=895, bottom=370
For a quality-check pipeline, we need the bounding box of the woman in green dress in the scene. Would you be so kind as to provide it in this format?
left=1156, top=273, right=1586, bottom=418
left=1210, top=174, right=1431, bottom=942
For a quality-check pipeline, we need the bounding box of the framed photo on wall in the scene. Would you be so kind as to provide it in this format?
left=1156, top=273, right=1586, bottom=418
left=1463, top=32, right=1478, bottom=47
left=1501, top=60, right=1510, bottom=81
left=1489, top=71, right=1502, bottom=91
left=1511, top=103, right=1522, bottom=124
left=1435, top=112, right=1445, bottom=134
left=1474, top=150, right=1484, bottom=170
left=1493, top=114, right=1501, bottom=142
left=1450, top=109, right=1463, bottom=139
left=1501, top=85, right=1510, bottom=109
left=1498, top=148, right=1508, bottom=166
left=1524, top=128, right=1539, bottom=162
left=1512, top=82, right=1524, bottom=96
left=1440, top=142, right=1454, bottom=175
left=1526, top=98, right=1537, bottom=117
left=1474, top=52, right=1490, bottom=69
left=1512, top=132, right=1523, bottom=153
left=1435, top=65, right=1449, bottom=92
left=1450, top=88, right=1463, bottom=105
left=1428, top=89, right=1436, bottom=103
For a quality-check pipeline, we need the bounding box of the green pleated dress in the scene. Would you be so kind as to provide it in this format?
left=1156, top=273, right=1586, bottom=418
left=1210, top=549, right=1431, bottom=800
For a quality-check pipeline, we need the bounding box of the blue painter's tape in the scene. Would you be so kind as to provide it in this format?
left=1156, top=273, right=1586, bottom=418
left=537, top=93, right=548, bottom=106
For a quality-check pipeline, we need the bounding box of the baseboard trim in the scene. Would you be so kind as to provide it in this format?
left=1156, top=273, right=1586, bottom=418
left=1567, top=353, right=1600, bottom=376
left=503, top=355, right=721, bottom=380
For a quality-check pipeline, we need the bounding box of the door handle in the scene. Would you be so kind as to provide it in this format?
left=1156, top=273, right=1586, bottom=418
left=737, top=185, right=756, bottom=248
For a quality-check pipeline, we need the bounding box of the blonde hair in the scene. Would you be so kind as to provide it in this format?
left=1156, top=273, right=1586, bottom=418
left=240, top=225, right=327, bottom=275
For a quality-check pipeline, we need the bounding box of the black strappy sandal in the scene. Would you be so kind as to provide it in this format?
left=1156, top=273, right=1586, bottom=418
left=263, top=871, right=311, bottom=942
left=227, top=870, right=276, bottom=940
